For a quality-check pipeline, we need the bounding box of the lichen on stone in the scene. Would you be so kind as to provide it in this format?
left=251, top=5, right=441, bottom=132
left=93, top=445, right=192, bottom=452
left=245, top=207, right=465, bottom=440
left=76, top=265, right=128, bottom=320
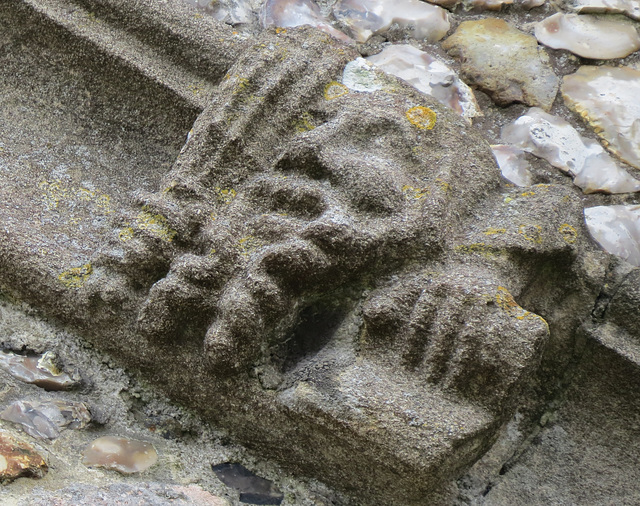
left=58, top=263, right=93, bottom=289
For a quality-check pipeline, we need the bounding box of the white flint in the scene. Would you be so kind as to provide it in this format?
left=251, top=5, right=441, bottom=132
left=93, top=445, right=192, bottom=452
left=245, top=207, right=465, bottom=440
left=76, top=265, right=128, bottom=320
left=365, top=45, right=480, bottom=119
left=502, top=108, right=640, bottom=194
left=491, top=145, right=534, bottom=187
left=535, top=13, right=640, bottom=59
left=585, top=205, right=640, bottom=265
left=333, top=0, right=450, bottom=43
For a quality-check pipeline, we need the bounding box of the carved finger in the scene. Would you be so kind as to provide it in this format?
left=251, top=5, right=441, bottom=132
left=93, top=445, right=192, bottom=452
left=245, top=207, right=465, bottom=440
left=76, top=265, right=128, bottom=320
left=204, top=285, right=264, bottom=371
left=259, top=239, right=331, bottom=291
left=400, top=288, right=439, bottom=369
left=420, top=299, right=463, bottom=386
left=362, top=282, right=422, bottom=346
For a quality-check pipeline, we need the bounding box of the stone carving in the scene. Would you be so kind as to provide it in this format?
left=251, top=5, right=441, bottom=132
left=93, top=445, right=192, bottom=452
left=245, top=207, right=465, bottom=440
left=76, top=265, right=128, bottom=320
left=0, top=0, right=613, bottom=504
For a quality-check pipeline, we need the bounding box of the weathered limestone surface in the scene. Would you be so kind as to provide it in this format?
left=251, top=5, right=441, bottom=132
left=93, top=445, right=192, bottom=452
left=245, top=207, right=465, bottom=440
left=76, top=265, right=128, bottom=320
left=0, top=0, right=639, bottom=504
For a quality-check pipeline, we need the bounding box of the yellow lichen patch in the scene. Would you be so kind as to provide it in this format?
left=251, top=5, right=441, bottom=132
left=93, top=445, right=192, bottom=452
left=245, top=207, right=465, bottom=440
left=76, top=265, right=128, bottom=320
left=276, top=27, right=287, bottom=34
left=188, top=83, right=204, bottom=96
left=484, top=227, right=506, bottom=236
left=402, top=185, right=429, bottom=200
left=77, top=188, right=94, bottom=201
left=495, top=286, right=530, bottom=319
left=40, top=181, right=114, bottom=217
left=495, top=286, right=548, bottom=326
left=39, top=180, right=68, bottom=211
left=59, top=263, right=93, bottom=289
left=118, top=227, right=134, bottom=242
left=406, top=106, right=437, bottom=130
left=136, top=207, right=177, bottom=242
left=435, top=178, right=451, bottom=193
left=214, top=187, right=237, bottom=205
left=324, top=81, right=349, bottom=100
left=455, top=243, right=499, bottom=258
left=231, top=75, right=250, bottom=95
left=95, top=194, right=113, bottom=214
left=86, top=12, right=101, bottom=24
left=558, top=223, right=577, bottom=244
left=518, top=224, right=543, bottom=244
left=293, top=113, right=316, bottom=133
left=237, top=236, right=264, bottom=257
left=162, top=181, right=178, bottom=195
left=277, top=47, right=290, bottom=61
left=519, top=191, right=535, bottom=198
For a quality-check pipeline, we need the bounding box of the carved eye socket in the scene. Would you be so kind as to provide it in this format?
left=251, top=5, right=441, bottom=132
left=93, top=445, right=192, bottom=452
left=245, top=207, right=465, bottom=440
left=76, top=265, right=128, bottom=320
left=275, top=144, right=331, bottom=181
left=269, top=185, right=326, bottom=219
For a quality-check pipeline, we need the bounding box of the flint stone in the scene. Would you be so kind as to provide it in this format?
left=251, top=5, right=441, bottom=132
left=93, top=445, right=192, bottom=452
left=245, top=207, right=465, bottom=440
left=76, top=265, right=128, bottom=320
left=567, top=0, right=640, bottom=20
left=211, top=463, right=283, bottom=504
left=562, top=65, right=640, bottom=170
left=0, top=430, right=47, bottom=484
left=442, top=19, right=559, bottom=110
left=82, top=436, right=158, bottom=474
left=534, top=13, right=640, bottom=59
left=0, top=351, right=77, bottom=391
left=1, top=399, right=91, bottom=440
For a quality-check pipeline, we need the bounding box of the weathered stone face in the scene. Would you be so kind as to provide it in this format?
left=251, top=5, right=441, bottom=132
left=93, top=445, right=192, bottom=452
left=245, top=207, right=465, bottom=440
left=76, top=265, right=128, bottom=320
left=0, top=1, right=611, bottom=504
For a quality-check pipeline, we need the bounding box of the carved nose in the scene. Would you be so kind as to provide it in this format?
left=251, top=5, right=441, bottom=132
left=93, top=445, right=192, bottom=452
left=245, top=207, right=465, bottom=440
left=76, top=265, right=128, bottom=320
left=268, top=184, right=327, bottom=219
left=259, top=239, right=330, bottom=287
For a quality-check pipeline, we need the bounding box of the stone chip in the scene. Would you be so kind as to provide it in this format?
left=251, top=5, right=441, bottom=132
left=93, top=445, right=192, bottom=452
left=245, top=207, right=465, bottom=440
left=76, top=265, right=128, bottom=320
left=0, top=350, right=77, bottom=390
left=0, top=430, right=47, bottom=483
left=82, top=436, right=158, bottom=474
left=1, top=399, right=91, bottom=440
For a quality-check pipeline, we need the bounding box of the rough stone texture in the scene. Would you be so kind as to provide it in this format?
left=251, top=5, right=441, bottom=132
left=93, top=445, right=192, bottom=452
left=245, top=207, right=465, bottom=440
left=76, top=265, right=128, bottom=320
left=20, top=482, right=229, bottom=506
left=478, top=339, right=640, bottom=505
left=0, top=0, right=638, bottom=505
left=442, top=19, right=560, bottom=111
